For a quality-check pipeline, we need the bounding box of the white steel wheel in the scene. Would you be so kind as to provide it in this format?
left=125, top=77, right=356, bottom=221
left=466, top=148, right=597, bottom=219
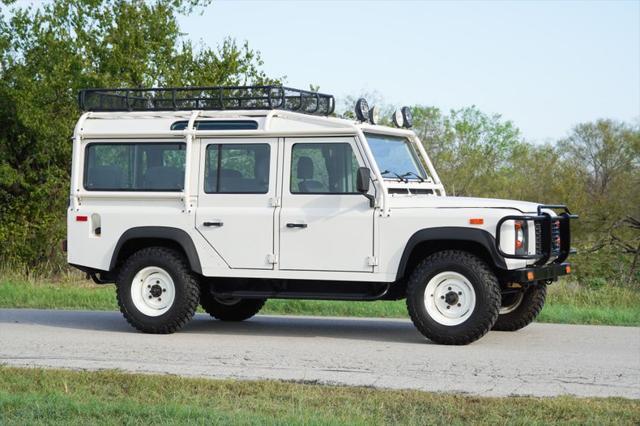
left=130, top=266, right=176, bottom=317
left=424, top=271, right=477, bottom=326
left=499, top=292, right=525, bottom=315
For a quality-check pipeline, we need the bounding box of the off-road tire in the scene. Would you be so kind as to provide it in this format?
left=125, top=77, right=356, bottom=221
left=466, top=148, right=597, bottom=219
left=493, top=284, right=547, bottom=331
left=116, top=247, right=200, bottom=334
left=406, top=250, right=501, bottom=345
left=200, top=290, right=266, bottom=321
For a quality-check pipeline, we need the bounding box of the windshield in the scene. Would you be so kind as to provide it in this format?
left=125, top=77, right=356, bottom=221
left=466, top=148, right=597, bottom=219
left=365, top=133, right=429, bottom=181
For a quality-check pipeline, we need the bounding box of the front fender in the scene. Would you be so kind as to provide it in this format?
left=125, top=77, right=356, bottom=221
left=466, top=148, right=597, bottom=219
left=396, top=227, right=507, bottom=281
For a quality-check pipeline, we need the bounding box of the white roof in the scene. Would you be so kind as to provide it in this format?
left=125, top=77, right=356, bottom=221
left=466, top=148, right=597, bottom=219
left=78, top=109, right=417, bottom=139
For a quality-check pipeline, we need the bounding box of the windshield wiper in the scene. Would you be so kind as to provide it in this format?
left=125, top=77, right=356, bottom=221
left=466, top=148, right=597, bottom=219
left=401, top=171, right=425, bottom=183
left=380, top=170, right=407, bottom=183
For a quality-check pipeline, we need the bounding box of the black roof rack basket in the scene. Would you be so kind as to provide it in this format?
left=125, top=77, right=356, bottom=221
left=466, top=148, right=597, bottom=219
left=78, top=85, right=335, bottom=116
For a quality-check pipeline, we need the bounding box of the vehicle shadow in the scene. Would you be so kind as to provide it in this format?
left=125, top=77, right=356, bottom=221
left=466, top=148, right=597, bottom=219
left=186, top=314, right=428, bottom=344
left=0, top=309, right=428, bottom=345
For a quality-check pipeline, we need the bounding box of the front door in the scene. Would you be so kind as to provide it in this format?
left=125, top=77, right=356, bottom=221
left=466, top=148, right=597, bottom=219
left=279, top=137, right=375, bottom=272
left=196, top=138, right=278, bottom=269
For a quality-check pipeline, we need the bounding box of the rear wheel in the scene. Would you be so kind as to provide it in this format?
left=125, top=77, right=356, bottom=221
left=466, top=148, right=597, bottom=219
left=406, top=250, right=501, bottom=345
left=493, top=284, right=547, bottom=331
left=116, top=247, right=200, bottom=334
left=200, top=289, right=266, bottom=321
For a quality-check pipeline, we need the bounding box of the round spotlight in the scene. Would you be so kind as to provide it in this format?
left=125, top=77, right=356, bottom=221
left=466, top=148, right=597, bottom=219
left=392, top=110, right=404, bottom=128
left=401, top=106, right=413, bottom=128
left=369, top=105, right=380, bottom=125
left=355, top=98, right=370, bottom=122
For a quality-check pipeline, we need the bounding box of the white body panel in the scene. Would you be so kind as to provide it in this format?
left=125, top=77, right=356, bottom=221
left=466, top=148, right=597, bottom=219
left=67, top=109, right=550, bottom=283
left=195, top=137, right=279, bottom=270
left=278, top=137, right=375, bottom=272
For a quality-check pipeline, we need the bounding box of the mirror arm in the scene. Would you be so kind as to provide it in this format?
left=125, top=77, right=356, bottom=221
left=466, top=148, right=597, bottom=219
left=362, top=193, right=375, bottom=208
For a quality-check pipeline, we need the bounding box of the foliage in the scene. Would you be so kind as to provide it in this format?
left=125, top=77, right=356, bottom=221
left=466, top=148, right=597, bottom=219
left=2, top=367, right=638, bottom=425
left=0, top=0, right=276, bottom=269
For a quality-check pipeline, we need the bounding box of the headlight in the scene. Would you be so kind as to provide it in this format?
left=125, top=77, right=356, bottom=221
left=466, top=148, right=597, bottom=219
left=514, top=220, right=528, bottom=255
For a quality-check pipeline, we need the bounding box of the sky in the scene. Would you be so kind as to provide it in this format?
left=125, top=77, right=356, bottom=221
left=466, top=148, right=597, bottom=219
left=178, top=0, right=640, bottom=142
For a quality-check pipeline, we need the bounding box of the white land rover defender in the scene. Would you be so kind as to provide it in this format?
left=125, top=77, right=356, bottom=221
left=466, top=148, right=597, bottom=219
left=66, top=86, right=576, bottom=345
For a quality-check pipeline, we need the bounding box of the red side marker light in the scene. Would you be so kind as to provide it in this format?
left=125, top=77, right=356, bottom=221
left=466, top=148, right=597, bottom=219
left=76, top=215, right=88, bottom=222
left=469, top=218, right=484, bottom=225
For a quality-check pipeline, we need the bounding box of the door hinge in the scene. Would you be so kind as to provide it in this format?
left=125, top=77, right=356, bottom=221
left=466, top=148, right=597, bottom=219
left=267, top=254, right=278, bottom=264
left=269, top=197, right=281, bottom=207
left=367, top=256, right=379, bottom=266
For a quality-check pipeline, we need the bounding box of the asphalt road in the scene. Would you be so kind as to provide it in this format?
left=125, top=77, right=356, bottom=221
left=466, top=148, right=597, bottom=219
left=0, top=309, right=638, bottom=399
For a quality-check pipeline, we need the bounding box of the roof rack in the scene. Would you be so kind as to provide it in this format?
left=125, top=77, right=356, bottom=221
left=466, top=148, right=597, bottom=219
left=78, top=85, right=335, bottom=116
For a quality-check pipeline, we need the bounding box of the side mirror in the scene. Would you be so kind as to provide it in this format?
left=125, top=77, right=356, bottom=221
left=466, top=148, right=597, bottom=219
left=356, top=167, right=375, bottom=208
left=356, top=167, right=371, bottom=193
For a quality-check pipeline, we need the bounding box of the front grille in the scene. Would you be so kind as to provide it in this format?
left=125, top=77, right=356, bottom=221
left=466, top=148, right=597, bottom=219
left=534, top=219, right=561, bottom=258
left=535, top=222, right=543, bottom=254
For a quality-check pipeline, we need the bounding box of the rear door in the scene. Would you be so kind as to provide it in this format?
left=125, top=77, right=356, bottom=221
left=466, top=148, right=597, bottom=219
left=278, top=137, right=375, bottom=272
left=196, top=138, right=278, bottom=269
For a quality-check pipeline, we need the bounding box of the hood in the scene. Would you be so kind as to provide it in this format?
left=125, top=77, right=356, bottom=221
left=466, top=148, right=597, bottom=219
left=388, top=196, right=541, bottom=214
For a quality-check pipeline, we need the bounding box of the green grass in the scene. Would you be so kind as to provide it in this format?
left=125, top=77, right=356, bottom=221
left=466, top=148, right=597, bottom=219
left=0, top=367, right=638, bottom=425
left=0, top=273, right=639, bottom=326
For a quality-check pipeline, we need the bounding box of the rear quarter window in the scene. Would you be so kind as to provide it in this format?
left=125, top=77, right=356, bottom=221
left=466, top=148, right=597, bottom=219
left=84, top=143, right=186, bottom=191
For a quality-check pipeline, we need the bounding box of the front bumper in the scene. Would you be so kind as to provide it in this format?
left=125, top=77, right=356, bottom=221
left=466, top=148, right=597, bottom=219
left=503, top=262, right=571, bottom=283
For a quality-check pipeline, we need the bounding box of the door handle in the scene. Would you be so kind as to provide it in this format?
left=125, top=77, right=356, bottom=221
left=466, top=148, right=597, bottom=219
left=203, top=221, right=224, bottom=227
left=286, top=223, right=307, bottom=229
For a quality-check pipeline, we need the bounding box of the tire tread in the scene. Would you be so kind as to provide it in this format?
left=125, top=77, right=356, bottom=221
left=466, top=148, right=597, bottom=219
left=200, top=289, right=266, bottom=322
left=493, top=284, right=547, bottom=331
left=116, top=247, right=199, bottom=334
left=406, top=250, right=501, bottom=345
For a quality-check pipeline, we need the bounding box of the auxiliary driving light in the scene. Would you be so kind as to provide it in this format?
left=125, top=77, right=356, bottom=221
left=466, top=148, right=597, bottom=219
left=355, top=98, right=370, bottom=122
left=369, top=105, right=380, bottom=125
left=392, top=110, right=404, bottom=128
left=401, top=106, right=413, bottom=128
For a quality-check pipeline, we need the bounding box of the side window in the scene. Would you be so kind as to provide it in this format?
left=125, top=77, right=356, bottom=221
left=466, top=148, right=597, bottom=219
left=84, top=143, right=185, bottom=191
left=205, top=144, right=270, bottom=193
left=290, top=143, right=359, bottom=194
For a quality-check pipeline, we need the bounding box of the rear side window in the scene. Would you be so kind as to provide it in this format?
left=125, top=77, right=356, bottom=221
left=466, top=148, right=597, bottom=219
left=290, top=143, right=359, bottom=194
left=205, top=144, right=270, bottom=193
left=84, top=143, right=185, bottom=191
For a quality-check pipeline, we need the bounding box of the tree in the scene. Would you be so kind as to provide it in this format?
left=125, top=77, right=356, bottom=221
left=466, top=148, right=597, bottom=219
left=0, top=0, right=277, bottom=268
left=559, top=120, right=640, bottom=196
left=412, top=105, right=523, bottom=197
left=559, top=120, right=640, bottom=285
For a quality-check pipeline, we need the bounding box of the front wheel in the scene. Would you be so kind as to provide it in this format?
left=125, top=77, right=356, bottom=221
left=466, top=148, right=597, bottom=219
left=116, top=247, right=200, bottom=334
left=406, top=250, right=501, bottom=345
left=492, top=284, right=547, bottom=331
